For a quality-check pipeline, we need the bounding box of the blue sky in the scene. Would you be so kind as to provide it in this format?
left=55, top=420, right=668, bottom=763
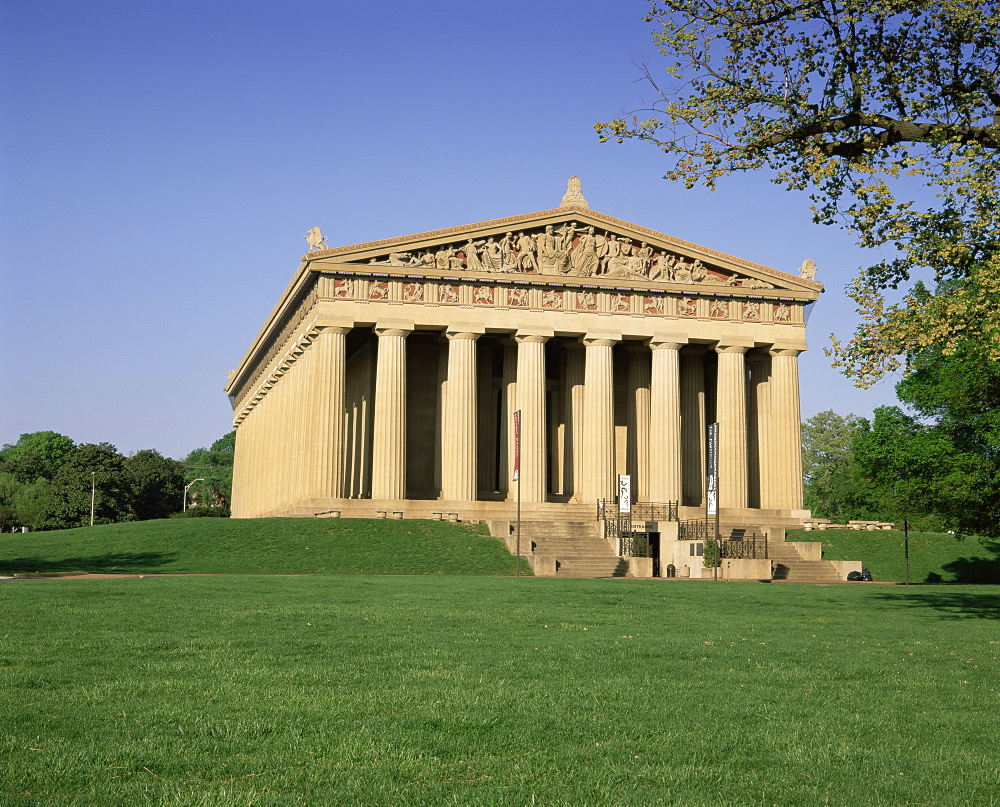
left=1, top=0, right=904, bottom=459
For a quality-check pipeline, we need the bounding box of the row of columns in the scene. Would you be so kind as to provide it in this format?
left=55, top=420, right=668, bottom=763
left=233, top=325, right=804, bottom=514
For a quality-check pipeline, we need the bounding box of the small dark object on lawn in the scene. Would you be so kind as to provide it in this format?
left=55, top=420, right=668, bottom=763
left=847, top=571, right=863, bottom=581
left=861, top=568, right=873, bottom=582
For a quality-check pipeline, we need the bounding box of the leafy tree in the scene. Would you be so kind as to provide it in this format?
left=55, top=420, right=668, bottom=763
left=596, top=1, right=1000, bottom=384
left=126, top=449, right=185, bottom=520
left=0, top=476, right=55, bottom=531
left=854, top=342, right=1000, bottom=536
left=801, top=410, right=877, bottom=521
left=184, top=430, right=235, bottom=508
left=0, top=431, right=76, bottom=483
left=43, top=443, right=137, bottom=529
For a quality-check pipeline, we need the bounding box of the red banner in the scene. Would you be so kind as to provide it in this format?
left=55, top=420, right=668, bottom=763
left=512, top=410, right=521, bottom=482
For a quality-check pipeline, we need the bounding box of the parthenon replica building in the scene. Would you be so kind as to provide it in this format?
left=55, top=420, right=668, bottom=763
left=225, top=181, right=821, bottom=537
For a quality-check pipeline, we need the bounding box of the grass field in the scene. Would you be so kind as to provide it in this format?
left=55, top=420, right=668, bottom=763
left=788, top=527, right=1000, bottom=585
left=0, top=518, right=522, bottom=577
left=1, top=576, right=997, bottom=806
left=1, top=520, right=998, bottom=804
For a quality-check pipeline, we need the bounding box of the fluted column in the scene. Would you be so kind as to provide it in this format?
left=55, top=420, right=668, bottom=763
left=499, top=340, right=517, bottom=497
left=716, top=344, right=749, bottom=509
left=582, top=336, right=617, bottom=502
left=231, top=422, right=248, bottom=517
left=371, top=327, right=410, bottom=500
left=441, top=331, right=479, bottom=502
left=563, top=342, right=585, bottom=500
left=476, top=344, right=496, bottom=493
left=307, top=327, right=349, bottom=500
left=680, top=348, right=707, bottom=507
left=746, top=350, right=770, bottom=510
left=768, top=348, right=804, bottom=510
left=515, top=333, right=548, bottom=502
left=648, top=340, right=683, bottom=504
left=626, top=345, right=651, bottom=499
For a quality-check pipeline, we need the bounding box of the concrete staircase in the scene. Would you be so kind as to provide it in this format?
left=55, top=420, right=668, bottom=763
left=767, top=541, right=845, bottom=583
left=516, top=518, right=631, bottom=578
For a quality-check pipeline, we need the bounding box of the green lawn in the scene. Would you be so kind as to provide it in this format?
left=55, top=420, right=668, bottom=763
left=789, top=527, right=1000, bottom=584
left=1, top=576, right=998, bottom=806
left=0, top=517, right=523, bottom=576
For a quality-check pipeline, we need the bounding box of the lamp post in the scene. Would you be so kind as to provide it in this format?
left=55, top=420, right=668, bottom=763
left=183, top=479, right=205, bottom=512
left=90, top=471, right=96, bottom=527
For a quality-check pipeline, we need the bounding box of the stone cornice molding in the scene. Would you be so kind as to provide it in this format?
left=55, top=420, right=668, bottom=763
left=303, top=206, right=823, bottom=293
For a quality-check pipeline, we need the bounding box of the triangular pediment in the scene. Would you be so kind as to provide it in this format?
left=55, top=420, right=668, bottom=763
left=303, top=207, right=821, bottom=294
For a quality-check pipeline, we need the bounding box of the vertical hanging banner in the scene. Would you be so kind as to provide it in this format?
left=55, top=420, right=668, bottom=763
left=706, top=422, right=719, bottom=516
left=618, top=474, right=632, bottom=513
left=512, top=410, right=521, bottom=482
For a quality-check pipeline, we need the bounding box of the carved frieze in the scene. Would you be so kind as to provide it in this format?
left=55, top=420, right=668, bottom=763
left=322, top=272, right=803, bottom=326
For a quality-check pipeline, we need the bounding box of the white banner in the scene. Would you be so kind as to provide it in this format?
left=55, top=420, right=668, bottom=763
left=618, top=474, right=631, bottom=513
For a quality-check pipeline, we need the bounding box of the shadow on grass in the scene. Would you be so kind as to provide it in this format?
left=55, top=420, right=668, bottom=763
left=0, top=551, right=177, bottom=575
left=872, top=589, right=1000, bottom=620
left=934, top=540, right=1000, bottom=584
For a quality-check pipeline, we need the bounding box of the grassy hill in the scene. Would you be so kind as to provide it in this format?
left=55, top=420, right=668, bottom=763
left=0, top=517, right=525, bottom=576
left=788, top=527, right=1000, bottom=584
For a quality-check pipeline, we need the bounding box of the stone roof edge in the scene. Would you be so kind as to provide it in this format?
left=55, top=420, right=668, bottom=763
left=300, top=206, right=823, bottom=291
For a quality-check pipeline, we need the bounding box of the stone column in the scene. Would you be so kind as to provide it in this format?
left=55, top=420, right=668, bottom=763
left=441, top=331, right=479, bottom=502
left=563, top=342, right=585, bottom=500
left=308, top=326, right=349, bottom=501
left=746, top=350, right=770, bottom=510
left=768, top=348, right=805, bottom=510
left=371, top=327, right=410, bottom=501
left=680, top=348, right=707, bottom=507
left=499, top=340, right=517, bottom=497
left=582, top=336, right=618, bottom=503
left=626, top=345, right=651, bottom=500
left=715, top=344, right=749, bottom=509
left=515, top=333, right=549, bottom=502
left=231, top=421, right=248, bottom=517
left=476, top=344, right=496, bottom=494
left=648, top=340, right=683, bottom=504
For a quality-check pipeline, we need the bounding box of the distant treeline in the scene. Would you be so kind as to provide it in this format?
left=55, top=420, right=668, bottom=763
left=0, top=431, right=234, bottom=532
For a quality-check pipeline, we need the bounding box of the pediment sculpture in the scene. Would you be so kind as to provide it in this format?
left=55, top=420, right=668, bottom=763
left=347, top=222, right=775, bottom=289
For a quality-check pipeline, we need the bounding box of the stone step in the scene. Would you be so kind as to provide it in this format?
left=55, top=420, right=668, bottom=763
left=765, top=544, right=805, bottom=561
left=555, top=556, right=631, bottom=578
left=772, top=561, right=844, bottom=583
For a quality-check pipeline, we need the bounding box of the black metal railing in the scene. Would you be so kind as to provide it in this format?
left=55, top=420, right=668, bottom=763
left=596, top=499, right=678, bottom=557
left=630, top=501, right=679, bottom=522
left=678, top=519, right=710, bottom=542
left=720, top=532, right=768, bottom=559
left=596, top=499, right=679, bottom=524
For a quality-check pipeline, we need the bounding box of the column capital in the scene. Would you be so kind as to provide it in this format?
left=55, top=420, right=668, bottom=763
left=445, top=330, right=481, bottom=341
left=515, top=333, right=550, bottom=344
left=650, top=339, right=684, bottom=351
left=375, top=326, right=413, bottom=338
left=582, top=335, right=619, bottom=348
left=317, top=325, right=353, bottom=336
left=769, top=347, right=803, bottom=358
left=716, top=343, right=750, bottom=354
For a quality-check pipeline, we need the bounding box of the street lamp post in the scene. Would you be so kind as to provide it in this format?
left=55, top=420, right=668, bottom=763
left=183, top=479, right=205, bottom=512
left=90, top=471, right=96, bottom=527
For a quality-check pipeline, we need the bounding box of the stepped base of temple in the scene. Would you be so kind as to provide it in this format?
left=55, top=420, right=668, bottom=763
left=237, top=498, right=862, bottom=582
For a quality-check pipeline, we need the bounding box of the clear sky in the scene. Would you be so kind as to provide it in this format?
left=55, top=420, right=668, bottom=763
left=1, top=0, right=904, bottom=460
